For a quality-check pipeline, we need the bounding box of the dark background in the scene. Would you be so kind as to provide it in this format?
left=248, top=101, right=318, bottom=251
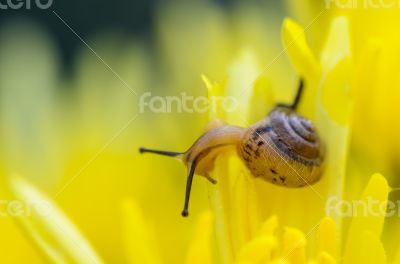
left=0, top=0, right=241, bottom=66
left=0, top=0, right=284, bottom=67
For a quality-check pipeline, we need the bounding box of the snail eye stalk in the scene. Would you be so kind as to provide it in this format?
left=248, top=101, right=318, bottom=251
left=139, top=146, right=197, bottom=217
left=139, top=147, right=182, bottom=157
left=276, top=78, right=304, bottom=110
left=181, top=161, right=197, bottom=217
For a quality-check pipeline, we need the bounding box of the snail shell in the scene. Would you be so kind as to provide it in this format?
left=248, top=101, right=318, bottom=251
left=238, top=107, right=324, bottom=187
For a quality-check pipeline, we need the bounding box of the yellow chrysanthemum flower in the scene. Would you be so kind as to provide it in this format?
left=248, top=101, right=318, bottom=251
left=2, top=1, right=400, bottom=264
left=201, top=15, right=352, bottom=263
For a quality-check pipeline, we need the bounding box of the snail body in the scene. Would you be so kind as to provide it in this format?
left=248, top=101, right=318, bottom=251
left=140, top=79, right=324, bottom=217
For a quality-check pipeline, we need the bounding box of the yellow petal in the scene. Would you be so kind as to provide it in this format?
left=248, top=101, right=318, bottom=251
left=8, top=175, right=104, bottom=264
left=316, top=251, right=336, bottom=264
left=350, top=173, right=388, bottom=237
left=282, top=18, right=320, bottom=117
left=318, top=16, right=352, bottom=125
left=350, top=40, right=382, bottom=153
left=319, top=57, right=353, bottom=125
left=282, top=227, right=306, bottom=264
left=259, top=215, right=279, bottom=237
left=284, top=0, right=331, bottom=51
left=344, top=231, right=386, bottom=264
left=204, top=74, right=227, bottom=120
left=225, top=50, right=260, bottom=126
left=235, top=235, right=276, bottom=263
left=185, top=211, right=214, bottom=264
left=393, top=242, right=400, bottom=264
left=317, top=217, right=337, bottom=259
left=312, top=16, right=353, bottom=235
left=121, top=199, right=162, bottom=264
left=270, top=260, right=288, bottom=264
left=208, top=154, right=234, bottom=263
left=343, top=174, right=389, bottom=263
left=230, top=156, right=258, bottom=251
left=320, top=16, right=351, bottom=72
left=282, top=18, right=319, bottom=80
left=247, top=75, right=275, bottom=124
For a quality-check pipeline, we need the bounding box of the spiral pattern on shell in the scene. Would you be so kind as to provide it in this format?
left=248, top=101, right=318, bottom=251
left=268, top=108, right=322, bottom=164
left=238, top=107, right=323, bottom=187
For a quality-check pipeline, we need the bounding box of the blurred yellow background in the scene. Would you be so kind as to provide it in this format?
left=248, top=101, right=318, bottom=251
left=2, top=0, right=400, bottom=263
left=0, top=1, right=293, bottom=263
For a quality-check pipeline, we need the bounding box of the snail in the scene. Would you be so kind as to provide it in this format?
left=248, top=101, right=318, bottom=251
left=139, top=79, right=324, bottom=217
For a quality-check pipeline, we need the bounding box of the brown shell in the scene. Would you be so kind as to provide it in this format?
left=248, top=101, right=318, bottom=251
left=237, top=107, right=324, bottom=187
